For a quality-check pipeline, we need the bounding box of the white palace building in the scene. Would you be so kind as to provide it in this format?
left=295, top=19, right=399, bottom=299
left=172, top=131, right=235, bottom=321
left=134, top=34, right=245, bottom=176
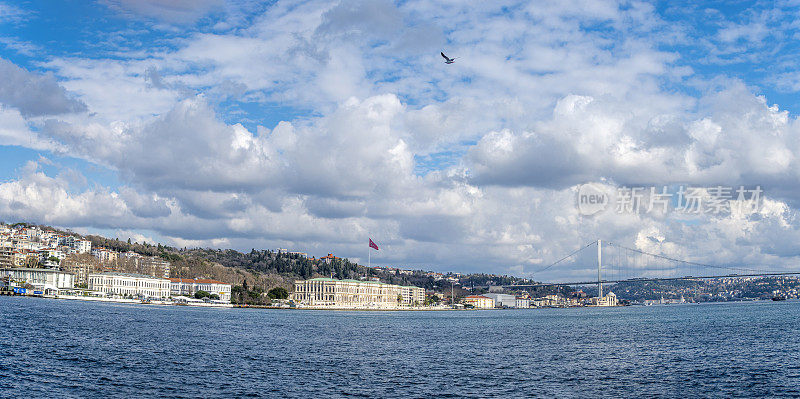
left=292, top=278, right=425, bottom=309
left=88, top=272, right=171, bottom=299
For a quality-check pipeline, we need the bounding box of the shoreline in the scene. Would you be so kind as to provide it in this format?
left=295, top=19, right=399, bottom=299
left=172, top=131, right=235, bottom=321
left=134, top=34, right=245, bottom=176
left=3, top=292, right=792, bottom=311
left=1, top=292, right=234, bottom=308
left=234, top=304, right=460, bottom=311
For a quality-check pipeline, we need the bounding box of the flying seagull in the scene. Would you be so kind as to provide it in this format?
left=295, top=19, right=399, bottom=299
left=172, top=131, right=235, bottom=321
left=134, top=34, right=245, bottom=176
left=441, top=52, right=456, bottom=64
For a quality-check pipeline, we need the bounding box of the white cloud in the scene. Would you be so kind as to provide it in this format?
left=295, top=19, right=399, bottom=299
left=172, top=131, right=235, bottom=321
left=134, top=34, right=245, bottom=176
left=0, top=106, right=64, bottom=151
left=468, top=83, right=800, bottom=193
left=100, top=0, right=223, bottom=24
left=0, top=37, right=40, bottom=56
left=43, top=57, right=179, bottom=122
left=0, top=58, right=87, bottom=117
left=0, top=2, right=28, bottom=24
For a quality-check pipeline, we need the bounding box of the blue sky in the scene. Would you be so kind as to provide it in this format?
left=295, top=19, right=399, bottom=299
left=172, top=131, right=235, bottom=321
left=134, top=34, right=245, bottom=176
left=2, top=0, right=800, bottom=279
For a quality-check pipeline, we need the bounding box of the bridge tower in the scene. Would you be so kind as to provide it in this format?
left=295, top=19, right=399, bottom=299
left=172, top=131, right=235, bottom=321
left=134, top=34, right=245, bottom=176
left=597, top=239, right=602, bottom=299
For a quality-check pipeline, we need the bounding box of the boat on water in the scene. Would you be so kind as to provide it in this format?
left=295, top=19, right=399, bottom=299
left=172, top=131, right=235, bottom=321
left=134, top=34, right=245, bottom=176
left=772, top=295, right=786, bottom=301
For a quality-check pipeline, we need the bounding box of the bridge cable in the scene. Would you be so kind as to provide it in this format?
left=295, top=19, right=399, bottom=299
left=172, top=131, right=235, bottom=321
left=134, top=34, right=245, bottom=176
left=605, top=242, right=762, bottom=274
left=532, top=241, right=597, bottom=275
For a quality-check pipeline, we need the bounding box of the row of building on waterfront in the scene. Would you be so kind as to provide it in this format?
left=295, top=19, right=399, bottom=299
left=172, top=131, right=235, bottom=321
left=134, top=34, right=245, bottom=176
left=1, top=268, right=232, bottom=302
left=2, top=268, right=426, bottom=308
left=291, top=277, right=425, bottom=309
left=0, top=225, right=171, bottom=286
left=464, top=292, right=619, bottom=308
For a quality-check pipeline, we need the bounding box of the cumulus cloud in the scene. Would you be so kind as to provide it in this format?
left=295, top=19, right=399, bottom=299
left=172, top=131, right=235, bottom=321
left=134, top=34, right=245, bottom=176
left=0, top=162, right=127, bottom=226
left=0, top=59, right=87, bottom=117
left=468, top=85, right=800, bottom=195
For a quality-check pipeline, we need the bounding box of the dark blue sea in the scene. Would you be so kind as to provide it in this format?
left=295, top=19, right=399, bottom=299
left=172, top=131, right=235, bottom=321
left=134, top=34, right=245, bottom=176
left=1, top=296, right=799, bottom=398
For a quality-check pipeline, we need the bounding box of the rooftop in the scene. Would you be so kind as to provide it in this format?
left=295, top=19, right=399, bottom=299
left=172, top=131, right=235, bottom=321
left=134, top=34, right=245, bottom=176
left=90, top=272, right=168, bottom=280
left=168, top=277, right=229, bottom=285
left=302, top=277, right=422, bottom=289
left=1, top=267, right=75, bottom=275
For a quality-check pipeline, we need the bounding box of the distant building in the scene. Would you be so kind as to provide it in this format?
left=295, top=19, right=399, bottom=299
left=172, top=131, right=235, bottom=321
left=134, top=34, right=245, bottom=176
left=62, top=236, right=91, bottom=254
left=291, top=278, right=424, bottom=308
left=515, top=297, right=530, bottom=308
left=532, top=294, right=564, bottom=307
left=88, top=272, right=171, bottom=299
left=484, top=293, right=517, bottom=308
left=0, top=246, right=13, bottom=268
left=122, top=251, right=142, bottom=260
left=1, top=268, right=75, bottom=294
left=169, top=278, right=232, bottom=302
left=591, top=291, right=618, bottom=307
left=319, top=253, right=338, bottom=265
left=13, top=249, right=39, bottom=267
left=92, top=248, right=118, bottom=263
left=42, top=248, right=66, bottom=266
left=75, top=240, right=92, bottom=254
left=464, top=295, right=494, bottom=309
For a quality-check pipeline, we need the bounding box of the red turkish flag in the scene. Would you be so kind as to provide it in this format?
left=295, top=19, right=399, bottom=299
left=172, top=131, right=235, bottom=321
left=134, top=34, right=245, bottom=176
left=369, top=238, right=379, bottom=250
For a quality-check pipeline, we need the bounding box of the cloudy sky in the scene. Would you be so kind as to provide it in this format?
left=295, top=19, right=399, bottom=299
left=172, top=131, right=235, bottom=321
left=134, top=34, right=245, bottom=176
left=2, top=0, right=800, bottom=280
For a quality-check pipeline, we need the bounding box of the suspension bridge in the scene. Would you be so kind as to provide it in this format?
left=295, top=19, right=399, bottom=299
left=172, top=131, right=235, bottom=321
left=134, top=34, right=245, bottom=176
left=503, top=240, right=800, bottom=296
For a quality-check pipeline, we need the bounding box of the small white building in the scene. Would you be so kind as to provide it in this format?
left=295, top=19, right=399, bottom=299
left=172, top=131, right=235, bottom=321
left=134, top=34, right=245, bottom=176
left=62, top=236, right=92, bottom=254
left=464, top=295, right=494, bottom=309
left=75, top=240, right=92, bottom=254
left=1, top=268, right=75, bottom=294
left=88, top=272, right=171, bottom=299
left=41, top=248, right=66, bottom=267
left=169, top=278, right=232, bottom=302
left=515, top=297, right=531, bottom=308
left=92, top=248, right=118, bottom=263
left=597, top=291, right=618, bottom=307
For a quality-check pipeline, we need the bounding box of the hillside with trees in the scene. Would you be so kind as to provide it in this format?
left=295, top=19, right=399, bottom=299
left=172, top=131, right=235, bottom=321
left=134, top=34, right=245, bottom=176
left=11, top=222, right=550, bottom=305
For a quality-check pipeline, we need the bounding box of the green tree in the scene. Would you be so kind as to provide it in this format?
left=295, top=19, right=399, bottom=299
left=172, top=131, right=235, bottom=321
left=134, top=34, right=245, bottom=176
left=267, top=287, right=289, bottom=299
left=194, top=290, right=211, bottom=299
left=231, top=285, right=245, bottom=304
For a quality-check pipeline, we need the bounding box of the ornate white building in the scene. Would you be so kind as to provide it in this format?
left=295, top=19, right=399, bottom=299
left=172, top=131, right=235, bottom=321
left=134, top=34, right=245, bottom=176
left=292, top=278, right=425, bottom=308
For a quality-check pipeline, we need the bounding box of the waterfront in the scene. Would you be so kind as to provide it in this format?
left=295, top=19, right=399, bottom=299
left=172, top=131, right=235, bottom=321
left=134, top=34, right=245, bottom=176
left=2, top=297, right=799, bottom=398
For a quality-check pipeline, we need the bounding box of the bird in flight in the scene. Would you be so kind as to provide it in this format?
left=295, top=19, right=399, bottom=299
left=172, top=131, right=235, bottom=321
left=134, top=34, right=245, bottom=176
left=441, top=52, right=457, bottom=64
